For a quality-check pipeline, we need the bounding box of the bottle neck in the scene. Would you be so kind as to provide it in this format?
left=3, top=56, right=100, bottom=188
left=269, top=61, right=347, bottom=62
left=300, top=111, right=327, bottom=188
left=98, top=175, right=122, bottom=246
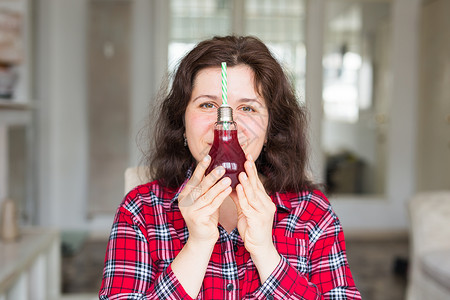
left=215, top=121, right=237, bottom=131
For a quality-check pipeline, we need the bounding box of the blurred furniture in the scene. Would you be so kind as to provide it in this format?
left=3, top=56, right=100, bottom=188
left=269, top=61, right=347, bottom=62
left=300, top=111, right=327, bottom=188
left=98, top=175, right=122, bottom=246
left=325, top=151, right=365, bottom=194
left=124, top=166, right=150, bottom=195
left=0, top=228, right=60, bottom=300
left=407, top=191, right=450, bottom=300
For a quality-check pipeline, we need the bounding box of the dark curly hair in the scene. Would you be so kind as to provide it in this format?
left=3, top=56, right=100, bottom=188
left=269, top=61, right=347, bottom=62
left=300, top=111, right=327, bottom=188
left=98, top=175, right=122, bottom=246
left=146, top=35, right=317, bottom=193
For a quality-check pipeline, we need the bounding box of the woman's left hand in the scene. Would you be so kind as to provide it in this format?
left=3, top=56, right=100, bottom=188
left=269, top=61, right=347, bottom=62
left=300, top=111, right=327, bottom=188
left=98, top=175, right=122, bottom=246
left=232, top=155, right=281, bottom=282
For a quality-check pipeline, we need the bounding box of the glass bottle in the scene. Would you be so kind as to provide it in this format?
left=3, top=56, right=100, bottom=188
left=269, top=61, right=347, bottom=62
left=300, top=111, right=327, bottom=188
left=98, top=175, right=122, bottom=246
left=206, top=105, right=246, bottom=188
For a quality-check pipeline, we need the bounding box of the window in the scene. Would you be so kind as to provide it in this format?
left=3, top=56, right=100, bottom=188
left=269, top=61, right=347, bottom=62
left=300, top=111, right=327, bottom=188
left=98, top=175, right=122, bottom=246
left=169, top=0, right=306, bottom=99
left=245, top=0, right=306, bottom=100
left=169, top=0, right=232, bottom=72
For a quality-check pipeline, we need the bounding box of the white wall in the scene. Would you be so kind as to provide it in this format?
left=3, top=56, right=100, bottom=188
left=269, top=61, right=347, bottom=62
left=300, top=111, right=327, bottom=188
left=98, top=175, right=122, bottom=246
left=417, top=0, right=450, bottom=191
left=129, top=0, right=169, bottom=166
left=36, top=0, right=89, bottom=229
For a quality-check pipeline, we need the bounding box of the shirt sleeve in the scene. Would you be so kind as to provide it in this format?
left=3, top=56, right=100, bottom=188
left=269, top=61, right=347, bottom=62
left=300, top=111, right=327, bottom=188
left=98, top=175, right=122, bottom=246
left=98, top=207, right=194, bottom=300
left=308, top=209, right=361, bottom=299
left=247, top=203, right=361, bottom=299
left=250, top=255, right=322, bottom=299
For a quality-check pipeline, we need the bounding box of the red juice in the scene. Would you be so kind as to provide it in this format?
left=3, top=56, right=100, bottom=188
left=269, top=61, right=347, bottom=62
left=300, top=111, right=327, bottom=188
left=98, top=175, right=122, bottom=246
left=206, top=128, right=246, bottom=188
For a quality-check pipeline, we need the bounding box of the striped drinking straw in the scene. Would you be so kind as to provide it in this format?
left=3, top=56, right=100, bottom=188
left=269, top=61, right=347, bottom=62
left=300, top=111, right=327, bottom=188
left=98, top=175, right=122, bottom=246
left=221, top=62, right=228, bottom=106
left=221, top=62, right=229, bottom=130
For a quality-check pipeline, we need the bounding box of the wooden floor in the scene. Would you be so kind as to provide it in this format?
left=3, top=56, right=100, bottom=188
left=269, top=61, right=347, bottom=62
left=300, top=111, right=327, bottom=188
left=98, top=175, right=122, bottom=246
left=61, top=236, right=409, bottom=299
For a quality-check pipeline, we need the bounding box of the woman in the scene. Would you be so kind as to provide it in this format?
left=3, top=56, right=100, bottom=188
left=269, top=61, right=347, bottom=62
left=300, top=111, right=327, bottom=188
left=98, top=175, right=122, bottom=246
left=99, top=36, right=361, bottom=299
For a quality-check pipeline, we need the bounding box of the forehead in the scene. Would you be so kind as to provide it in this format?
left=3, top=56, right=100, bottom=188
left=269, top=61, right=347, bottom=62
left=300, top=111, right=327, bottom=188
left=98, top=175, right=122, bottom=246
left=192, top=65, right=260, bottom=95
left=195, top=64, right=254, bottom=79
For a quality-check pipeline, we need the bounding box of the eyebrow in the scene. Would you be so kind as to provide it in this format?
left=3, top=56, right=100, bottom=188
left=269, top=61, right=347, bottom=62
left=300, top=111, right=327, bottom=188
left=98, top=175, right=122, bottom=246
left=237, top=98, right=263, bottom=105
left=192, top=95, right=220, bottom=102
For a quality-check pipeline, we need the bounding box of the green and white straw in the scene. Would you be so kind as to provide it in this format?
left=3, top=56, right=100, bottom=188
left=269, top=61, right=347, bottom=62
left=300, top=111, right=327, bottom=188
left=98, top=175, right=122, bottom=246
left=220, top=62, right=230, bottom=129
left=221, top=62, right=228, bottom=106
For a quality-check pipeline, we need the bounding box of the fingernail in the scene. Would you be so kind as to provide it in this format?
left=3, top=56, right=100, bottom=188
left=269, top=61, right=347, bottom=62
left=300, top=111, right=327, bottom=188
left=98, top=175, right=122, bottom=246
left=221, top=177, right=231, bottom=186
left=216, top=166, right=225, bottom=174
left=245, top=160, right=252, bottom=169
left=248, top=154, right=253, bottom=161
left=203, top=155, right=211, bottom=162
left=241, top=173, right=248, bottom=180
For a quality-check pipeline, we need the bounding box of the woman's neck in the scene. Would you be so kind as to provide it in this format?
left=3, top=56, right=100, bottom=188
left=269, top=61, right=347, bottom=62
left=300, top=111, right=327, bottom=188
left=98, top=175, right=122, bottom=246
left=219, top=195, right=238, bottom=234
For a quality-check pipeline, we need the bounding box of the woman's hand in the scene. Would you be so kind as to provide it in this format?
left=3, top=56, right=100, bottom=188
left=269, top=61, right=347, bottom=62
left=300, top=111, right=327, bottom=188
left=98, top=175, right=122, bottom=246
left=233, top=154, right=281, bottom=283
left=173, top=156, right=232, bottom=298
left=178, top=155, right=232, bottom=246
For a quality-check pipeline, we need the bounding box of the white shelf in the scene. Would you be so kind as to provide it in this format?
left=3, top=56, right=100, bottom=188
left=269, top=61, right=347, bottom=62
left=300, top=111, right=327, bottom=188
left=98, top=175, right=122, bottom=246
left=0, top=99, right=32, bottom=110
left=0, top=228, right=61, bottom=299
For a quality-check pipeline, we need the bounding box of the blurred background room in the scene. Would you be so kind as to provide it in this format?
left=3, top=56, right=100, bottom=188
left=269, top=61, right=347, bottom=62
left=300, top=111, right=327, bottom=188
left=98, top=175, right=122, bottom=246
left=0, top=0, right=449, bottom=299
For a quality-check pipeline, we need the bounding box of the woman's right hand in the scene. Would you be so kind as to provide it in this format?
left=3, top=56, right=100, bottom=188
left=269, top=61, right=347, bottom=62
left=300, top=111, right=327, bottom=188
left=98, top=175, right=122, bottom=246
left=172, top=155, right=232, bottom=297
left=178, top=155, right=232, bottom=246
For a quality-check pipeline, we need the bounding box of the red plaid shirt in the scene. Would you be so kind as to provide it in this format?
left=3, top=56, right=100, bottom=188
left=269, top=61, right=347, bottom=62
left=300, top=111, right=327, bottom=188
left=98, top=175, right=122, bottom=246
left=99, top=176, right=361, bottom=300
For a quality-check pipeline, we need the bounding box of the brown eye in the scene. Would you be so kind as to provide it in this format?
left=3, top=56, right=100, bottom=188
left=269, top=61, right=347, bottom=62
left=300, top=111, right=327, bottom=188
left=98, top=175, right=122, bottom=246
left=200, top=103, right=215, bottom=109
left=240, top=106, right=255, bottom=112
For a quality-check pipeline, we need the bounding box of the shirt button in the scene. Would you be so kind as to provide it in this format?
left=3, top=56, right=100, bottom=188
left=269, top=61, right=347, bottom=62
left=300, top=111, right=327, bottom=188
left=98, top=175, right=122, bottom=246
left=267, top=295, right=274, bottom=300
left=226, top=283, right=234, bottom=291
left=233, top=245, right=238, bottom=252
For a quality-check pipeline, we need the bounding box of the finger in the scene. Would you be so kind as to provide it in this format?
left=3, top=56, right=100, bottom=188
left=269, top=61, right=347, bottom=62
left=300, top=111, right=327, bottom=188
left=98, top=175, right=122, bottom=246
left=244, top=155, right=260, bottom=190
left=202, top=186, right=232, bottom=215
left=182, top=155, right=211, bottom=195
left=180, top=165, right=225, bottom=208
left=195, top=176, right=231, bottom=209
left=236, top=183, right=251, bottom=213
left=245, top=157, right=273, bottom=208
left=179, top=185, right=201, bottom=207
left=239, top=171, right=262, bottom=212
left=245, top=156, right=267, bottom=202
left=191, top=154, right=212, bottom=185
left=239, top=171, right=255, bottom=201
left=198, top=166, right=226, bottom=196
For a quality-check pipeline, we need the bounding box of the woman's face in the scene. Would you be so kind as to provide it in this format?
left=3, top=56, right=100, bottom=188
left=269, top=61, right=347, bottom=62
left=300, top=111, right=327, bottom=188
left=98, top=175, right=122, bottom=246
left=185, top=64, right=269, bottom=164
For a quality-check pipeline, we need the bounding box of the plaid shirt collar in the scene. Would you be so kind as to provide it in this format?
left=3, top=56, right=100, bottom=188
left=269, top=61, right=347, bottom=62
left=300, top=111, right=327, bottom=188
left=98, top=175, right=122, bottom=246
left=169, top=167, right=193, bottom=208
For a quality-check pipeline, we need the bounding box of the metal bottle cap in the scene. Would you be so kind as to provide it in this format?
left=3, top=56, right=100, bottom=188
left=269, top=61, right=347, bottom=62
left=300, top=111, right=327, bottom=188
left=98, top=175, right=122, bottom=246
left=217, top=105, right=233, bottom=122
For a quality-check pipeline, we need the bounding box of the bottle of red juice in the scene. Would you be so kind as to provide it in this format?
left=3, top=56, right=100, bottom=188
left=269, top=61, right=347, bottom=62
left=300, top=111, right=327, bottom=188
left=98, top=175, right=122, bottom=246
left=206, top=105, right=246, bottom=188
